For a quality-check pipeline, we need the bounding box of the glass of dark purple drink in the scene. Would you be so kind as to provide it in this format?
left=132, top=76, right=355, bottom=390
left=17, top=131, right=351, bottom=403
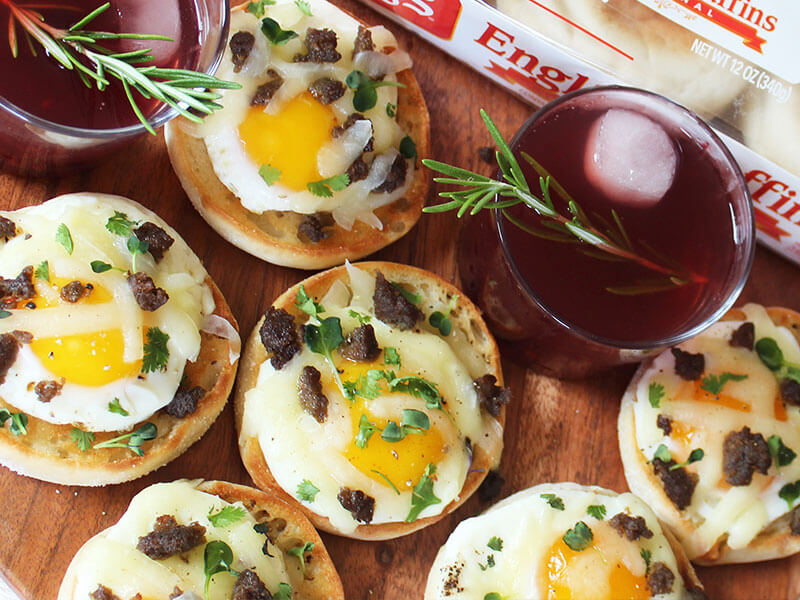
left=457, top=86, right=755, bottom=377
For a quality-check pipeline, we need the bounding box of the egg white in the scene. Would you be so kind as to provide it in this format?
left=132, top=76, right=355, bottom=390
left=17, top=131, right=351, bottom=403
left=196, top=0, right=414, bottom=230
left=425, top=483, right=688, bottom=600
left=61, top=480, right=291, bottom=600
left=0, top=194, right=217, bottom=431
left=240, top=265, right=498, bottom=533
left=629, top=303, right=800, bottom=558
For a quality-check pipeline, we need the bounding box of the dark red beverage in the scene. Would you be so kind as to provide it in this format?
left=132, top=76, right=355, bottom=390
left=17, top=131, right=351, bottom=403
left=458, top=87, right=754, bottom=376
left=0, top=0, right=201, bottom=129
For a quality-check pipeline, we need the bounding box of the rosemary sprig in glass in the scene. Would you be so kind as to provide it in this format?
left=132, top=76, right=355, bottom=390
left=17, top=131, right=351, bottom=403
left=422, top=109, right=705, bottom=295
left=4, top=1, right=241, bottom=133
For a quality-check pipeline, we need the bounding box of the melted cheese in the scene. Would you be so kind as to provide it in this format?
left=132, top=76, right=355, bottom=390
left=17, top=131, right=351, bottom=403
left=60, top=481, right=291, bottom=600
left=240, top=266, right=500, bottom=533
left=424, top=483, right=687, bottom=600
left=0, top=194, right=218, bottom=431
left=631, top=303, right=800, bottom=557
left=197, top=0, right=414, bottom=230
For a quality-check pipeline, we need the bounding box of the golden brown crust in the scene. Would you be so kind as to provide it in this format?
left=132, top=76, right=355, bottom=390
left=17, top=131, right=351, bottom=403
left=56, top=480, right=345, bottom=600
left=618, top=305, right=800, bottom=565
left=0, top=277, right=239, bottom=486
left=235, top=261, right=505, bottom=540
left=165, top=59, right=431, bottom=270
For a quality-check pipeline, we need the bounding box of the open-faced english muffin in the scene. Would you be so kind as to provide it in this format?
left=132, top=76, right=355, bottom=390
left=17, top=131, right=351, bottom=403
left=165, top=0, right=430, bottom=270
left=425, top=482, right=707, bottom=599
left=57, top=479, right=344, bottom=600
left=235, top=261, right=507, bottom=539
left=619, top=303, right=800, bottom=564
left=0, top=194, right=240, bottom=486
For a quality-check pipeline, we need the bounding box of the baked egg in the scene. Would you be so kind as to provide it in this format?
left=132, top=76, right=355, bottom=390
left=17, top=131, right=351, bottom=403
left=620, top=303, right=800, bottom=562
left=238, top=262, right=505, bottom=535
left=193, top=0, right=416, bottom=230
left=425, top=483, right=702, bottom=599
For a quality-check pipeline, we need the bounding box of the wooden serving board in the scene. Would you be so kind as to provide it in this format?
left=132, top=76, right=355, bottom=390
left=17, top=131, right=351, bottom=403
left=1, top=1, right=799, bottom=597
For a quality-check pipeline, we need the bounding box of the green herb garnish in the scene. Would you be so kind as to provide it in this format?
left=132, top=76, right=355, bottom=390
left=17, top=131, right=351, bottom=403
left=406, top=463, right=441, bottom=522
left=307, top=173, right=350, bottom=197
left=93, top=422, right=157, bottom=456
left=429, top=295, right=458, bottom=337
left=90, top=260, right=114, bottom=273
left=484, top=594, right=503, bottom=600
left=56, top=223, right=73, bottom=255
left=563, top=521, right=593, bottom=551
left=488, top=536, right=503, bottom=551
left=348, top=309, right=371, bottom=324
left=294, top=0, right=312, bottom=15
left=6, top=2, right=240, bottom=135
left=259, top=164, right=281, bottom=186
left=700, top=372, right=748, bottom=395
left=142, top=327, right=170, bottom=373
left=305, top=316, right=345, bottom=392
left=70, top=427, right=95, bottom=452
left=260, top=17, right=298, bottom=45
left=755, top=338, right=800, bottom=385
left=247, top=0, right=276, bottom=17
left=540, top=493, right=565, bottom=510
left=386, top=374, right=444, bottom=411
left=106, top=211, right=138, bottom=236
left=386, top=102, right=397, bottom=117
left=34, top=260, right=49, bottom=282
left=384, top=346, right=401, bottom=366
left=587, top=504, right=607, bottom=519
left=356, top=414, right=381, bottom=448
left=108, top=398, right=129, bottom=416
left=273, top=584, right=292, bottom=600
left=671, top=448, right=704, bottom=470
left=479, top=554, right=496, bottom=570
left=297, top=479, right=320, bottom=502
left=295, top=285, right=324, bottom=317
left=208, top=505, right=247, bottom=528
left=422, top=109, right=703, bottom=295
left=399, top=135, right=417, bottom=159
left=391, top=281, right=421, bottom=305
left=381, top=409, right=430, bottom=442
left=371, top=469, right=401, bottom=494
left=288, top=541, right=315, bottom=576
left=126, top=234, right=149, bottom=272
left=345, top=70, right=406, bottom=112
left=653, top=444, right=672, bottom=463
left=768, top=435, right=796, bottom=469
left=648, top=382, right=665, bottom=408
left=203, top=540, right=239, bottom=599
left=0, top=409, right=27, bottom=436
left=0, top=310, right=10, bottom=319
left=641, top=548, right=652, bottom=572
left=778, top=480, right=800, bottom=508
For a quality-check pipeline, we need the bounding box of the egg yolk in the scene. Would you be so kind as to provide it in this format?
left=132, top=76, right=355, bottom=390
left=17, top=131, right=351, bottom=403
left=239, top=92, right=336, bottom=191
left=338, top=360, right=447, bottom=491
left=28, top=276, right=142, bottom=386
left=687, top=380, right=751, bottom=412
left=541, top=537, right=649, bottom=600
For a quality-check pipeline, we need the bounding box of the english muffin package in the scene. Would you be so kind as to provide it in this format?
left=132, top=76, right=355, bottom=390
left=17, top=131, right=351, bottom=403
left=357, top=0, right=800, bottom=265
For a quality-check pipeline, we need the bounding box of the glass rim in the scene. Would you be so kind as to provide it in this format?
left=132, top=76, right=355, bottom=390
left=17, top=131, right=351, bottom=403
left=495, top=84, right=757, bottom=351
left=0, top=0, right=232, bottom=139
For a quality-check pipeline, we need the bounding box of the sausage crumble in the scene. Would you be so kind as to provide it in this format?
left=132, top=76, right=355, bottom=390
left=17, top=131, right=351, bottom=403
left=339, top=324, right=381, bottom=362
left=259, top=307, right=302, bottom=369
left=722, top=426, right=771, bottom=486
left=372, top=155, right=408, bottom=193
left=473, top=374, right=510, bottom=417
left=128, top=272, right=169, bottom=311
left=0, top=333, right=20, bottom=385
left=59, top=280, right=91, bottom=303
left=729, top=321, right=755, bottom=350
left=780, top=378, right=800, bottom=406
left=308, top=77, right=346, bottom=105
left=0, top=216, right=16, bottom=240
left=372, top=271, right=423, bottom=330
left=232, top=569, right=272, bottom=600
left=164, top=386, right=205, bottom=418
left=608, top=512, right=653, bottom=541
left=251, top=70, right=284, bottom=106
left=332, top=113, right=374, bottom=152
left=34, top=380, right=63, bottom=403
left=136, top=514, right=206, bottom=560
left=353, top=25, right=375, bottom=56
left=294, top=28, right=341, bottom=63
left=90, top=585, right=121, bottom=600
left=134, top=222, right=175, bottom=262
left=671, top=347, right=705, bottom=381
left=298, top=365, right=328, bottom=423
left=652, top=457, right=697, bottom=510
left=656, top=414, right=672, bottom=436
left=338, top=487, right=375, bottom=524
left=647, top=562, right=675, bottom=595
left=298, top=212, right=333, bottom=243
left=230, top=31, right=255, bottom=72
left=0, top=266, right=35, bottom=307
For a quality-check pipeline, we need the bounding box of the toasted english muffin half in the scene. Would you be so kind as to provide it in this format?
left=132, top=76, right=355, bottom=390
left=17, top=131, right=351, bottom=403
left=235, top=261, right=506, bottom=540
left=425, top=482, right=707, bottom=599
left=619, top=303, right=800, bottom=564
left=0, top=194, right=240, bottom=486
left=165, top=0, right=430, bottom=270
left=57, top=479, right=344, bottom=600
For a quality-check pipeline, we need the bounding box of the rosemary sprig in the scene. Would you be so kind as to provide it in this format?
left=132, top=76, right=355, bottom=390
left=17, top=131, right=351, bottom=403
left=422, top=110, right=704, bottom=293
left=5, top=1, right=241, bottom=133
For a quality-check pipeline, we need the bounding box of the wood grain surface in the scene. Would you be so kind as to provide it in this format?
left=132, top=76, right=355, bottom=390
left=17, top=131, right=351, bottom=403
left=1, top=1, right=799, bottom=598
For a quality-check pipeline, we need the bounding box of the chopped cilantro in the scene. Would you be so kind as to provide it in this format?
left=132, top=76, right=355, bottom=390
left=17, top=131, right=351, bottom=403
left=260, top=17, right=298, bottom=45
left=34, top=260, right=49, bottom=282
left=648, top=382, right=664, bottom=408
left=587, top=504, right=607, bottom=520
left=307, top=173, right=350, bottom=197
left=297, top=479, right=320, bottom=502
left=540, top=493, right=565, bottom=510
left=562, top=521, right=593, bottom=552
left=93, top=422, right=157, bottom=456
left=273, top=583, right=292, bottom=600
left=641, top=548, right=652, bottom=573
left=700, top=372, right=748, bottom=395
left=391, top=281, right=421, bottom=305
left=247, top=0, right=275, bottom=17
left=387, top=375, right=444, bottom=411
left=142, top=327, right=170, bottom=373
left=70, top=427, right=95, bottom=452
left=479, top=554, right=496, bottom=570
left=258, top=164, right=281, bottom=186
left=356, top=414, right=381, bottom=448
left=55, top=223, right=73, bottom=255
left=383, top=346, right=401, bottom=366
left=208, top=505, right=247, bottom=528
left=768, top=435, right=796, bottom=469
left=105, top=211, right=137, bottom=236
left=653, top=444, right=672, bottom=463
left=108, top=398, right=129, bottom=416
left=0, top=409, right=27, bottom=436
left=348, top=309, right=371, bottom=324
left=487, top=536, right=503, bottom=551
left=295, top=285, right=324, bottom=317
left=294, top=0, right=312, bottom=15
left=406, top=463, right=441, bottom=522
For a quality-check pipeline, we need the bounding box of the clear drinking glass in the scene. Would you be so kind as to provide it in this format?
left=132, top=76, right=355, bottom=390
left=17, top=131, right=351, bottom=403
left=457, top=86, right=755, bottom=377
left=0, top=0, right=230, bottom=176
